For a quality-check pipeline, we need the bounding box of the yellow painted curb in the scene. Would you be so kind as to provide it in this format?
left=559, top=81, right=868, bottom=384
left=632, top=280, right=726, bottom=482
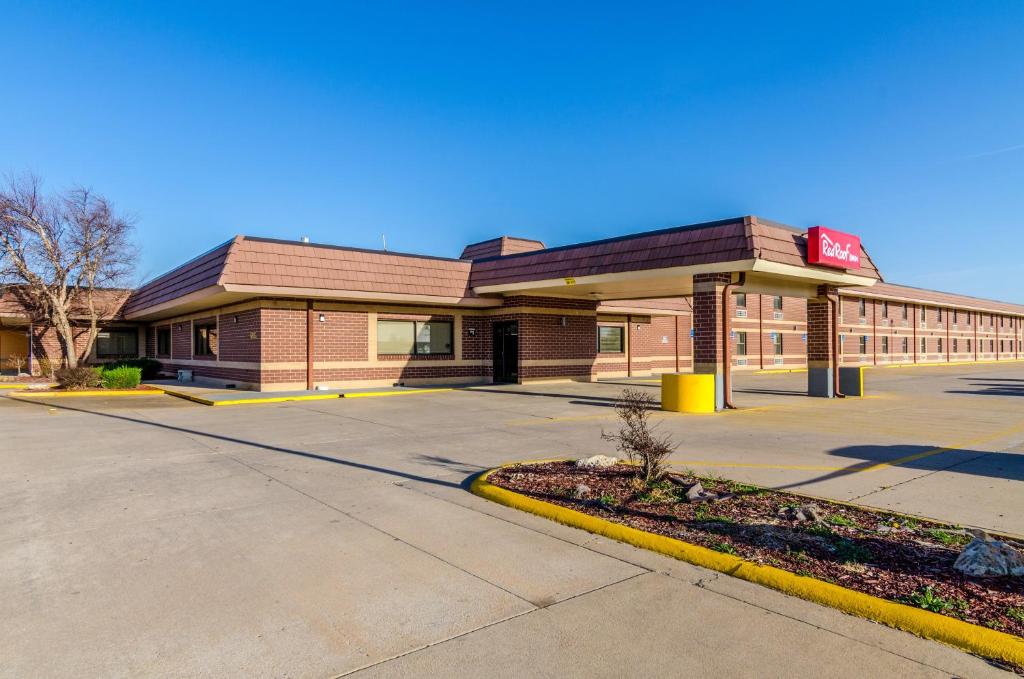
left=876, top=358, right=1024, bottom=369
left=159, top=388, right=340, bottom=407
left=11, top=388, right=166, bottom=397
left=471, top=463, right=1024, bottom=667
left=341, top=387, right=454, bottom=399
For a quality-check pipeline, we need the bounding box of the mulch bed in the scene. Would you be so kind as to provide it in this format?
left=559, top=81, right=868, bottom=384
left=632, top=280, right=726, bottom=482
left=42, top=385, right=163, bottom=392
left=490, top=461, right=1024, bottom=639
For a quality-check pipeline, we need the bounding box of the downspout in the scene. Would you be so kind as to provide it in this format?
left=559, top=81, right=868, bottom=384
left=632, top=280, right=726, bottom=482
left=626, top=315, right=632, bottom=377
left=829, top=290, right=846, bottom=398
left=974, top=312, right=978, bottom=361
left=722, top=272, right=746, bottom=409
left=912, top=305, right=918, bottom=364
left=945, top=310, right=950, bottom=363
left=758, top=294, right=764, bottom=370
left=871, top=300, right=877, bottom=366
left=674, top=314, right=680, bottom=373
left=27, top=322, right=34, bottom=376
left=306, top=300, right=315, bottom=390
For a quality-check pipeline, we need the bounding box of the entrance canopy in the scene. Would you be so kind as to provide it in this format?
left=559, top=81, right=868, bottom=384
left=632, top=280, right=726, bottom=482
left=470, top=216, right=881, bottom=302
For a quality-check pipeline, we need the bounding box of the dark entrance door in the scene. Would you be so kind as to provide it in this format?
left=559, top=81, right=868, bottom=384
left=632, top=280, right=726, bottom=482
left=492, top=321, right=519, bottom=383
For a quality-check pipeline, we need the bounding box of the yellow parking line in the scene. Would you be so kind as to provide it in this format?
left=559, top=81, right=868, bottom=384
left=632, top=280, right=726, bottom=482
left=670, top=460, right=847, bottom=472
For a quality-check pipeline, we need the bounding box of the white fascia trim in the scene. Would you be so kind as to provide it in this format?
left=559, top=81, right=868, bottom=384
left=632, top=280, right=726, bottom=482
left=472, top=260, right=758, bottom=295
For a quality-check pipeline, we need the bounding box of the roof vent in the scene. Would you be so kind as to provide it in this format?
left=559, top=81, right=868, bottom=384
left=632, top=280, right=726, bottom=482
left=300, top=236, right=310, bottom=243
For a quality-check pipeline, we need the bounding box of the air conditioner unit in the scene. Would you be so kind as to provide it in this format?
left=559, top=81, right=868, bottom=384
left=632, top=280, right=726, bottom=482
left=773, top=311, right=784, bottom=320
left=177, top=369, right=194, bottom=382
left=736, top=358, right=747, bottom=366
left=736, top=309, right=748, bottom=318
left=773, top=357, right=784, bottom=365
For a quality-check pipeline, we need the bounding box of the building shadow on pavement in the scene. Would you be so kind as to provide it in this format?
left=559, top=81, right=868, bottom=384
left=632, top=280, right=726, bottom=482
left=947, top=377, right=1024, bottom=397
left=773, top=443, right=1024, bottom=491
left=7, top=396, right=465, bottom=488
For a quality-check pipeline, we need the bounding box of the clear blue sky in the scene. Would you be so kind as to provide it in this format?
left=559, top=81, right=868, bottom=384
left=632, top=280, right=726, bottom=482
left=2, top=2, right=1022, bottom=300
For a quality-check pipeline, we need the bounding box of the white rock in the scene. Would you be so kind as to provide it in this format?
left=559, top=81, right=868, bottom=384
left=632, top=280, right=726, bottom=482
left=572, top=484, right=592, bottom=499
left=575, top=455, right=618, bottom=469
left=953, top=532, right=1024, bottom=578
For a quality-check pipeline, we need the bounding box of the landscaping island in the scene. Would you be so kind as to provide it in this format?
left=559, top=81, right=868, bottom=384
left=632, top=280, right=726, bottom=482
left=485, top=461, right=1024, bottom=648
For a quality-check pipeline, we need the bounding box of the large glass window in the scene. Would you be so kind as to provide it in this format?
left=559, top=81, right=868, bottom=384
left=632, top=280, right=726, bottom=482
left=96, top=329, right=138, bottom=358
left=193, top=321, right=217, bottom=357
left=157, top=327, right=171, bottom=356
left=377, top=319, right=453, bottom=355
left=597, top=325, right=624, bottom=353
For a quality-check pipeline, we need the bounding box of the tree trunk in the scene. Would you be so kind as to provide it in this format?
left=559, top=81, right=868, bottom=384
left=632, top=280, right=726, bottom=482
left=51, top=309, right=78, bottom=369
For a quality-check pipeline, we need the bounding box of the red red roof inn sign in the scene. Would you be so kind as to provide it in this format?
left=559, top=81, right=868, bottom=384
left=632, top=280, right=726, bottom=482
left=807, top=225, right=861, bottom=270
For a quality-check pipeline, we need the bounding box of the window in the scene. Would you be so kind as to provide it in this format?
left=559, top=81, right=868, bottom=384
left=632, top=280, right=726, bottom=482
left=858, top=298, right=866, bottom=318
left=921, top=337, right=927, bottom=354
left=937, top=308, right=943, bottom=323
left=1000, top=316, right=1005, bottom=327
left=920, top=306, right=926, bottom=322
left=96, top=329, right=138, bottom=358
left=157, top=327, right=171, bottom=356
left=1000, top=340, right=1005, bottom=353
left=953, top=309, right=958, bottom=324
left=193, top=321, right=218, bottom=357
left=882, top=301, right=889, bottom=319
left=773, top=332, right=783, bottom=355
left=859, top=335, right=868, bottom=355
left=990, top=340, right=995, bottom=352
left=377, top=319, right=453, bottom=355
left=937, top=338, right=943, bottom=354
left=735, top=293, right=746, bottom=309
left=953, top=339, right=958, bottom=353
left=736, top=331, right=747, bottom=356
left=967, top=339, right=972, bottom=353
left=881, top=336, right=889, bottom=354
left=901, top=304, right=908, bottom=320
left=902, top=337, right=909, bottom=354
left=597, top=325, right=625, bottom=353
left=773, top=295, right=783, bottom=311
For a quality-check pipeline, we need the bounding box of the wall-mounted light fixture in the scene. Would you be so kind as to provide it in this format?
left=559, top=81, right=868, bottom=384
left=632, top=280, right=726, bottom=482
left=560, top=316, right=568, bottom=327
left=318, top=313, right=326, bottom=322
left=467, top=327, right=477, bottom=337
left=233, top=316, right=239, bottom=323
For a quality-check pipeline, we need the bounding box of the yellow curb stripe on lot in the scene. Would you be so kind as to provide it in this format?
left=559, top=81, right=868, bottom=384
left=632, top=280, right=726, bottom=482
left=158, top=386, right=454, bottom=406
left=878, top=358, right=1024, bottom=369
left=471, top=463, right=1024, bottom=667
left=10, top=389, right=166, bottom=397
left=341, top=387, right=454, bottom=399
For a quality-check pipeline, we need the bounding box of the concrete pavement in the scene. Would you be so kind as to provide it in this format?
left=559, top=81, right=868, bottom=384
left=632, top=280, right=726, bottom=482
left=2, top=363, right=1023, bottom=677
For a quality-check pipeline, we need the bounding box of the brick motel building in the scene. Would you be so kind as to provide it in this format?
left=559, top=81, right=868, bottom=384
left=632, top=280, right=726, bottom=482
left=2, top=216, right=1023, bottom=408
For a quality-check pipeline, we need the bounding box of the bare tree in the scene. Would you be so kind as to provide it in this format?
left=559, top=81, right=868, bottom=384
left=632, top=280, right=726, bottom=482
left=602, top=388, right=678, bottom=485
left=0, top=175, right=135, bottom=368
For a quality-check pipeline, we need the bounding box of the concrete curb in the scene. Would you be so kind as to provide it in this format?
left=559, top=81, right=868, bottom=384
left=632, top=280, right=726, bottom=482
left=470, top=463, right=1024, bottom=668
left=341, top=388, right=454, bottom=399
left=10, top=388, right=166, bottom=397
left=158, top=386, right=455, bottom=406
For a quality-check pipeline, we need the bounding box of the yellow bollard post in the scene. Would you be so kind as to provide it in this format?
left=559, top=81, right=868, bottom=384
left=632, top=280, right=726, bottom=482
left=661, top=373, right=717, bottom=413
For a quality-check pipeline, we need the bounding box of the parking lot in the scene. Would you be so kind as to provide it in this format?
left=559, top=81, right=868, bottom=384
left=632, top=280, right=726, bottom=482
left=3, top=364, right=1023, bottom=677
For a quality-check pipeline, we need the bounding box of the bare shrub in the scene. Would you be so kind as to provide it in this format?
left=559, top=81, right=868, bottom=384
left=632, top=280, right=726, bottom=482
left=602, top=388, right=677, bottom=486
left=7, top=353, right=25, bottom=374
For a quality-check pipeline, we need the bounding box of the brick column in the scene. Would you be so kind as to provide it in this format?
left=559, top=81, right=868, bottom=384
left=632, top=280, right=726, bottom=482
left=692, top=272, right=732, bottom=410
left=807, top=285, right=837, bottom=397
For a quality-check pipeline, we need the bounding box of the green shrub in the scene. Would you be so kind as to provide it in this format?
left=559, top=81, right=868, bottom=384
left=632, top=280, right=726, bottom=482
left=100, top=365, right=142, bottom=389
left=55, top=366, right=103, bottom=390
left=107, top=358, right=162, bottom=380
